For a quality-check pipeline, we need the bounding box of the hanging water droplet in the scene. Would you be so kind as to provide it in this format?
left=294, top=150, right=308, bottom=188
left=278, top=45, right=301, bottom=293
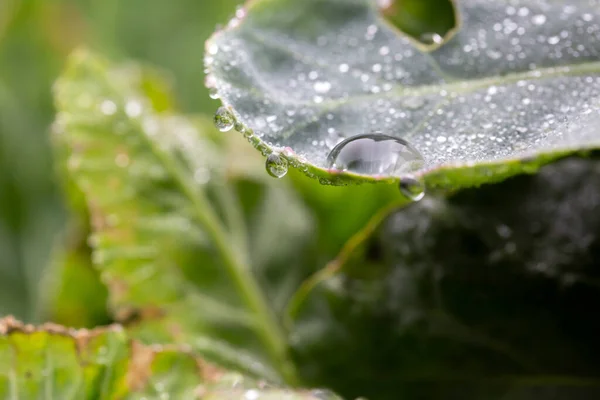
left=265, top=153, right=288, bottom=178
left=420, top=32, right=443, bottom=45
left=214, top=106, right=235, bottom=132
left=399, top=175, right=425, bottom=201
left=209, top=88, right=220, bottom=99
left=327, top=133, right=424, bottom=176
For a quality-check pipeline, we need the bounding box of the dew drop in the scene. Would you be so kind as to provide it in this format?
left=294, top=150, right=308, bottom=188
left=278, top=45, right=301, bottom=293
left=313, top=81, right=331, bottom=93
left=399, top=175, right=425, bottom=201
left=209, top=88, right=220, bottom=99
left=265, top=153, right=288, bottom=178
left=531, top=14, right=547, bottom=25
left=214, top=106, right=235, bottom=132
left=420, top=32, right=443, bottom=45
left=207, top=43, right=219, bottom=55
left=327, top=133, right=424, bottom=176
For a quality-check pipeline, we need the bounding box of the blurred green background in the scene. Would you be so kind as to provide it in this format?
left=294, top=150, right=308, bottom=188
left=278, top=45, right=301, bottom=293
left=0, top=0, right=241, bottom=324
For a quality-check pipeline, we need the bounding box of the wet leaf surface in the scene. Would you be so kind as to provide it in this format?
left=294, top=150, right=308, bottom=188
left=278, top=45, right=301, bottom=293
left=288, top=156, right=600, bottom=400
left=207, top=0, right=600, bottom=187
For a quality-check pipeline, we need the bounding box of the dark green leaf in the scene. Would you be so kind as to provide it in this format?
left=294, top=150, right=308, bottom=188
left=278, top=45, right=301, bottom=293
left=288, top=156, right=600, bottom=400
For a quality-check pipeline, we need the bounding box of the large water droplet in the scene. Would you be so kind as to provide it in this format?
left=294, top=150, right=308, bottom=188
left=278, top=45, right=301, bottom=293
left=399, top=175, right=425, bottom=201
left=265, top=153, right=288, bottom=178
left=214, top=106, right=235, bottom=132
left=327, top=133, right=424, bottom=176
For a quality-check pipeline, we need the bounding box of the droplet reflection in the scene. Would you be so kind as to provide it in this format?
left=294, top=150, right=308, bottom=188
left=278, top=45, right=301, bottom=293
left=399, top=175, right=425, bottom=201
left=327, top=133, right=424, bottom=177
left=265, top=153, right=288, bottom=178
left=214, top=106, right=235, bottom=132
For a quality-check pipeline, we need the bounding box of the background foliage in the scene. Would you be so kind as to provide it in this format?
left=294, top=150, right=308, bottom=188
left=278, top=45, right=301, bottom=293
left=0, top=0, right=240, bottom=323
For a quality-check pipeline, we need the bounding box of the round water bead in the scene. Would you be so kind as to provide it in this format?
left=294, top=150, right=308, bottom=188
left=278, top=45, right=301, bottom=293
left=420, top=32, right=443, bottom=45
left=399, top=175, right=425, bottom=201
left=209, top=88, right=220, bottom=99
left=327, top=133, right=424, bottom=176
left=265, top=152, right=288, bottom=178
left=214, top=106, right=235, bottom=132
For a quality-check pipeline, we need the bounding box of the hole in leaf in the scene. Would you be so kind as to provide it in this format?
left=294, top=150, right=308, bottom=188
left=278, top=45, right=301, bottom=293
left=378, top=0, right=457, bottom=47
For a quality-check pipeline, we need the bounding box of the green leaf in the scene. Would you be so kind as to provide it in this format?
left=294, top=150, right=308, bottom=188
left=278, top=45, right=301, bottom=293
left=53, top=49, right=316, bottom=383
left=0, top=317, right=340, bottom=399
left=379, top=0, right=457, bottom=48
left=287, top=156, right=600, bottom=400
left=206, top=0, right=600, bottom=187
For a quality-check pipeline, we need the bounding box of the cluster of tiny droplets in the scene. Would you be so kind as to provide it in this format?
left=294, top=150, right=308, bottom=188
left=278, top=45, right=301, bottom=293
left=205, top=0, right=600, bottom=187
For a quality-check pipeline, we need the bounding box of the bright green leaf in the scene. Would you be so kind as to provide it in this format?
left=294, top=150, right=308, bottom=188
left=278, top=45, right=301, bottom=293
left=207, top=0, right=600, bottom=188
left=53, top=49, right=316, bottom=384
left=0, top=317, right=341, bottom=399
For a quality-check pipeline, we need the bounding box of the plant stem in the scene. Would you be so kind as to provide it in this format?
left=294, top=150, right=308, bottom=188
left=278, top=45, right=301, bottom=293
left=139, top=119, right=298, bottom=385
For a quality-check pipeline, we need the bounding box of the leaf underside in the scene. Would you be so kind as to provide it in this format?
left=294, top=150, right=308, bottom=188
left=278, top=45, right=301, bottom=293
left=207, top=0, right=600, bottom=187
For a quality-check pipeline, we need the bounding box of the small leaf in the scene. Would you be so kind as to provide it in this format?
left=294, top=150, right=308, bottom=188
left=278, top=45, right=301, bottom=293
left=0, top=317, right=341, bottom=399
left=53, top=49, right=316, bottom=383
left=288, top=157, right=600, bottom=400
left=207, top=0, right=600, bottom=188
